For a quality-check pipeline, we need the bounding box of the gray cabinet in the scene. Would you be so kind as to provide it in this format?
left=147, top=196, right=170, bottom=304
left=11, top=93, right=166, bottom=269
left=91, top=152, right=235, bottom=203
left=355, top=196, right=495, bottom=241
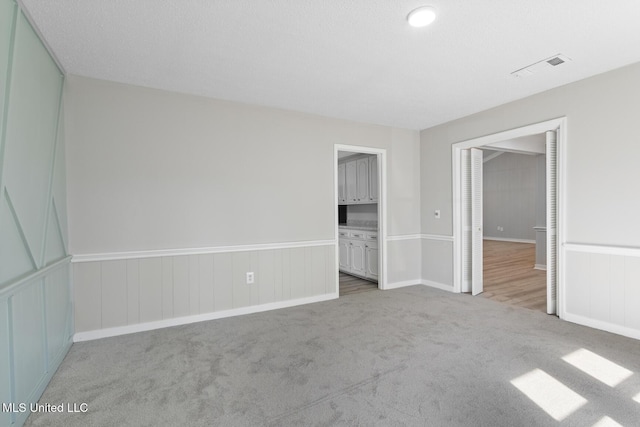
left=345, top=160, right=357, bottom=203
left=339, top=154, right=378, bottom=205
left=338, top=228, right=378, bottom=282
left=368, top=155, right=378, bottom=203
left=356, top=157, right=369, bottom=202
left=365, top=240, right=378, bottom=281
left=338, top=162, right=347, bottom=204
left=338, top=233, right=350, bottom=270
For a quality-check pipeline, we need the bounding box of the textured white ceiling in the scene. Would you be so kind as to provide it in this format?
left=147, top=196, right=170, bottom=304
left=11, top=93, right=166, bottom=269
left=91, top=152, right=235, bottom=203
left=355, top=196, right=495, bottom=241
left=19, top=0, right=640, bottom=130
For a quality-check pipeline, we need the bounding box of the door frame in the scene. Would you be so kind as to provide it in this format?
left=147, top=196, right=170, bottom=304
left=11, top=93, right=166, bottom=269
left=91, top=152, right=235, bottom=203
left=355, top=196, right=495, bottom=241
left=334, top=145, right=387, bottom=292
left=451, top=117, right=567, bottom=317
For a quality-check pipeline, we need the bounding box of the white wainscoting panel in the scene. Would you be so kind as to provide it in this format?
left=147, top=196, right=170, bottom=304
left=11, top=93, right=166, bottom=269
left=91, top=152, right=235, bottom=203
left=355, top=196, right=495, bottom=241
left=421, top=236, right=454, bottom=289
left=564, top=244, right=640, bottom=339
left=73, top=244, right=336, bottom=338
left=386, top=236, right=422, bottom=288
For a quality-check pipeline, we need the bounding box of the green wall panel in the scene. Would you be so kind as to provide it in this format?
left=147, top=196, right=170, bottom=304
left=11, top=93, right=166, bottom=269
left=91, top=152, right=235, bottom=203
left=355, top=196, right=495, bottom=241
left=0, top=0, right=16, bottom=142
left=2, top=11, right=62, bottom=272
left=0, top=299, right=12, bottom=427
left=0, top=3, right=71, bottom=427
left=45, top=267, right=71, bottom=363
left=11, top=280, right=46, bottom=404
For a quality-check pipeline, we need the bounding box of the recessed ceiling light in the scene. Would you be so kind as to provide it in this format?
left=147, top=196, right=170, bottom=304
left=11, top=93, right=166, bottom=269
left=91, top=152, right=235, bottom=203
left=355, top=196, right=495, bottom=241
left=407, top=6, right=437, bottom=28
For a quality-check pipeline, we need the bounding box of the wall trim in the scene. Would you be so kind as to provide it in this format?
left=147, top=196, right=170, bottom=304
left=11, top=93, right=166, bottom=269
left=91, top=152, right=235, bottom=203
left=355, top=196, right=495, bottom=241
left=387, top=234, right=422, bottom=241
left=421, top=279, right=455, bottom=292
left=564, top=313, right=640, bottom=341
left=382, top=279, right=456, bottom=293
left=72, top=240, right=336, bottom=263
left=0, top=256, right=71, bottom=296
left=73, top=292, right=338, bottom=342
left=483, top=236, right=536, bottom=244
left=564, top=242, right=640, bottom=258
left=420, top=234, right=454, bottom=242
left=384, top=279, right=422, bottom=290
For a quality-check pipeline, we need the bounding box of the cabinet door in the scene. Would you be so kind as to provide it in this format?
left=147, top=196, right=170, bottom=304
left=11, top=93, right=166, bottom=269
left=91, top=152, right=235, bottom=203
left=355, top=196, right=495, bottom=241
left=356, top=157, right=369, bottom=202
left=350, top=240, right=366, bottom=276
left=345, top=160, right=357, bottom=204
left=337, top=162, right=346, bottom=203
left=365, top=241, right=378, bottom=281
left=368, top=155, right=378, bottom=203
left=338, top=239, right=350, bottom=272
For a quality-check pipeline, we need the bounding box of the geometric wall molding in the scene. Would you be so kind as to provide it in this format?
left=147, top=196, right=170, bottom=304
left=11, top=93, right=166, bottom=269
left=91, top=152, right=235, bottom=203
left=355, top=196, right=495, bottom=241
left=0, top=3, right=70, bottom=426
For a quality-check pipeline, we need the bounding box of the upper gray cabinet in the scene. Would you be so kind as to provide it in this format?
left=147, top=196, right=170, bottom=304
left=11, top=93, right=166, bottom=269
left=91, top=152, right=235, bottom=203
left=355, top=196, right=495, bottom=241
left=345, top=159, right=357, bottom=203
left=356, top=157, right=369, bottom=202
left=337, top=162, right=347, bottom=204
left=368, top=155, right=378, bottom=203
left=339, top=154, right=378, bottom=205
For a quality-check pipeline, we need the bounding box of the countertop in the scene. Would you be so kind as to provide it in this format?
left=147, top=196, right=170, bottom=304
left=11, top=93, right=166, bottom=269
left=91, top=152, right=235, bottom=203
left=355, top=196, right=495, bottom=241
left=338, top=224, right=378, bottom=232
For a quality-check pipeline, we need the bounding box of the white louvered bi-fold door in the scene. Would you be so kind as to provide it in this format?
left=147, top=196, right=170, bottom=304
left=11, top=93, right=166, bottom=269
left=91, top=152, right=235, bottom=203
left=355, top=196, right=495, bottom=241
left=461, top=149, right=472, bottom=293
left=546, top=130, right=558, bottom=314
left=471, top=148, right=483, bottom=296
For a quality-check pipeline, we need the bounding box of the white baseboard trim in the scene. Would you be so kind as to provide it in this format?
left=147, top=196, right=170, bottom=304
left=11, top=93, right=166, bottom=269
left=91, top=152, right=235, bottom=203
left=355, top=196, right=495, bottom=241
left=74, top=292, right=338, bottom=342
left=421, top=279, right=455, bottom=292
left=383, top=280, right=422, bottom=290
left=534, top=264, right=547, bottom=271
left=563, top=312, right=640, bottom=341
left=483, top=237, right=535, bottom=244
left=72, top=239, right=336, bottom=263
left=383, top=279, right=454, bottom=292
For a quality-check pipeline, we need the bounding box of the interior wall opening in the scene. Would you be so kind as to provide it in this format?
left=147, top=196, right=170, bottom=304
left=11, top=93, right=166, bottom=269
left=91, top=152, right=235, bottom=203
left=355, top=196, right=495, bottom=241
left=452, top=118, right=565, bottom=317
left=336, top=149, right=381, bottom=296
left=480, top=141, right=547, bottom=312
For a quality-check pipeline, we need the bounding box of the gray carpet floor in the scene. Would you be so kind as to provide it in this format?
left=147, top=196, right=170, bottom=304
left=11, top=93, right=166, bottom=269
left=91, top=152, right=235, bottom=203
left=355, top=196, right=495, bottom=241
left=25, top=285, right=640, bottom=426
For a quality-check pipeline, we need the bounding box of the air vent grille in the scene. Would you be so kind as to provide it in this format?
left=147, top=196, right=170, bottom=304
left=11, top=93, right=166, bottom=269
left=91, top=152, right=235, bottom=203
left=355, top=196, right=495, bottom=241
left=547, top=57, right=565, bottom=66
left=512, top=54, right=571, bottom=78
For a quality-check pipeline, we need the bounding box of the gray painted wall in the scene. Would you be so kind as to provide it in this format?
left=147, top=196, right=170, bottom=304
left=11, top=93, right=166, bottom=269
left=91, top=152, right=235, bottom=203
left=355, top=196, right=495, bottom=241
left=483, top=152, right=538, bottom=241
left=421, top=61, right=640, bottom=248
left=420, top=60, right=640, bottom=338
left=65, top=75, right=422, bottom=333
left=65, top=76, right=421, bottom=254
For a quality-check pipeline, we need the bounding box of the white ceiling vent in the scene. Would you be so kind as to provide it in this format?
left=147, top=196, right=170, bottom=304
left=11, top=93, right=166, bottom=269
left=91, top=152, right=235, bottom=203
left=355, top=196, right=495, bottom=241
left=511, top=54, right=572, bottom=78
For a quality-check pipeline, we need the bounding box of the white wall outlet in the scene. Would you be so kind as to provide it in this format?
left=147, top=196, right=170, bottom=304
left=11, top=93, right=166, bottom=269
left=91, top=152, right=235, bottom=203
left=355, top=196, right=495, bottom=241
left=434, top=210, right=441, bottom=219
left=246, top=272, right=255, bottom=284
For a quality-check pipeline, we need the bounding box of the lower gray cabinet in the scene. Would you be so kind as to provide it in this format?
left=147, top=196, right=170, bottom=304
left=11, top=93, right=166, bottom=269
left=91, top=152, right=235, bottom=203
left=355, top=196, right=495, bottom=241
left=365, top=240, right=378, bottom=281
left=339, top=228, right=377, bottom=282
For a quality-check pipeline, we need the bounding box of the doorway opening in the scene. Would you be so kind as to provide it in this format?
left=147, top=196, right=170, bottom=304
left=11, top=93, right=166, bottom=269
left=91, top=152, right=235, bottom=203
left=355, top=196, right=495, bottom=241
left=478, top=138, right=548, bottom=312
left=452, top=118, right=566, bottom=317
left=334, top=145, right=386, bottom=296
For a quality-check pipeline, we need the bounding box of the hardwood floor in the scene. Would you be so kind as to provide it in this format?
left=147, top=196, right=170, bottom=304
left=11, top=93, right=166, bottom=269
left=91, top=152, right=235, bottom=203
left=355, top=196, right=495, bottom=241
left=339, top=272, right=378, bottom=296
left=480, top=240, right=546, bottom=313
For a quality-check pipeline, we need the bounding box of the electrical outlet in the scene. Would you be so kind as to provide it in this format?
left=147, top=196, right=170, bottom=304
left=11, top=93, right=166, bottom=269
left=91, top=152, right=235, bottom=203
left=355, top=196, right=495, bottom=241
left=434, top=210, right=441, bottom=219
left=246, top=272, right=254, bottom=284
